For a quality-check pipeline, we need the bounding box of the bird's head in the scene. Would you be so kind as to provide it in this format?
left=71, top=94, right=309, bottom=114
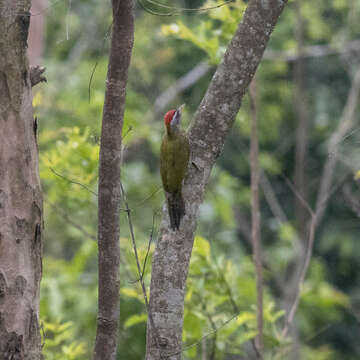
left=164, top=104, right=185, bottom=135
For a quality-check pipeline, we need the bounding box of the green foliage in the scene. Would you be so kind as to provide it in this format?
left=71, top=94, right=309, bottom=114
left=121, top=236, right=287, bottom=358
left=42, top=319, right=86, bottom=360
left=37, top=0, right=360, bottom=358
left=161, top=0, right=246, bottom=64
left=40, top=240, right=98, bottom=359
left=183, top=236, right=286, bottom=358
left=39, top=126, right=98, bottom=257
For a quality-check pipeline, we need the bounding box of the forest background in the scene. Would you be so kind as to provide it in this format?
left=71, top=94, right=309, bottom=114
left=30, top=0, right=360, bottom=358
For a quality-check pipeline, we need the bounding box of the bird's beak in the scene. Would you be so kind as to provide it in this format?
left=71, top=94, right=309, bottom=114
left=171, top=104, right=185, bottom=128
left=177, top=104, right=185, bottom=113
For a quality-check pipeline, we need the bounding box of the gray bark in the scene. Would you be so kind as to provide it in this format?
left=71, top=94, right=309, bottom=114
left=0, top=1, right=43, bottom=359
left=93, top=1, right=135, bottom=360
left=146, top=1, right=288, bottom=359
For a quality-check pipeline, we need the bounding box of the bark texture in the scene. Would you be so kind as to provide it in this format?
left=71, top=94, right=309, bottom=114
left=146, top=1, right=288, bottom=359
left=0, top=1, right=43, bottom=359
left=93, top=1, right=134, bottom=360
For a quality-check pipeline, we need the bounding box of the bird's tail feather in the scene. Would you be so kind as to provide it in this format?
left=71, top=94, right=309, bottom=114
left=167, top=192, right=185, bottom=230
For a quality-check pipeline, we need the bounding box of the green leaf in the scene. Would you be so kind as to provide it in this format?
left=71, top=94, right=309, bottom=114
left=124, top=313, right=148, bottom=329
left=193, top=236, right=211, bottom=258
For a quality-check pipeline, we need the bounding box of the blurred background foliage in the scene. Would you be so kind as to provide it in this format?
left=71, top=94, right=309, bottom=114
left=34, top=0, right=360, bottom=358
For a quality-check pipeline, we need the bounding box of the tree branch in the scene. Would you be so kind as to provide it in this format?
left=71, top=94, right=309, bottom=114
left=260, top=170, right=288, bottom=224
left=343, top=184, right=360, bottom=218
left=153, top=61, right=211, bottom=115
left=315, top=66, right=360, bottom=224
left=293, top=0, right=310, bottom=242
left=120, top=182, right=165, bottom=358
left=146, top=1, right=288, bottom=359
left=151, top=39, right=360, bottom=121
left=249, top=79, right=263, bottom=358
left=264, top=39, right=360, bottom=62
left=93, top=1, right=135, bottom=359
left=45, top=198, right=96, bottom=241
left=281, top=66, right=360, bottom=336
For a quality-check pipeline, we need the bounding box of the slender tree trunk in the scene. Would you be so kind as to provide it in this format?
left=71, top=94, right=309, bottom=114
left=0, top=1, right=43, bottom=359
left=249, top=79, right=263, bottom=358
left=285, top=3, right=310, bottom=350
left=145, top=1, right=288, bottom=359
left=293, top=0, right=309, bottom=242
left=93, top=1, right=135, bottom=360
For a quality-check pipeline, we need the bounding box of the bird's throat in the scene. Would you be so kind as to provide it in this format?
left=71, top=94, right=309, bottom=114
left=166, top=124, right=180, bottom=138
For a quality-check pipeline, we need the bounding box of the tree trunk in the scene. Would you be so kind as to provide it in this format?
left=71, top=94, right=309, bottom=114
left=145, top=1, right=288, bottom=359
left=293, top=0, right=310, bottom=242
left=284, top=2, right=310, bottom=347
left=93, top=0, right=135, bottom=359
left=0, top=1, right=43, bottom=359
left=249, top=79, right=264, bottom=358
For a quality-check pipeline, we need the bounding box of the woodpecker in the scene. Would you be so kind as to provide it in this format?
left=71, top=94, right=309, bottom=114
left=160, top=104, right=190, bottom=230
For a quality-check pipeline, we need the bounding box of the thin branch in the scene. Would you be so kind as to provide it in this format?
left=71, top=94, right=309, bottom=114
left=153, top=62, right=211, bottom=115
left=249, top=79, right=264, bottom=358
left=343, top=184, right=360, bottom=218
left=152, top=39, right=360, bottom=121
left=315, top=66, right=360, bottom=224
left=293, top=0, right=310, bottom=244
left=282, top=214, right=316, bottom=337
left=65, top=0, right=72, bottom=41
left=45, top=198, right=96, bottom=241
left=260, top=170, right=288, bottom=224
left=234, top=207, right=286, bottom=295
left=133, top=187, right=162, bottom=207
left=138, top=0, right=174, bottom=16
left=50, top=164, right=160, bottom=209
left=49, top=167, right=98, bottom=196
left=119, top=182, right=164, bottom=359
left=200, top=299, right=217, bottom=360
left=282, top=175, right=314, bottom=218
left=276, top=322, right=339, bottom=359
left=88, top=22, right=113, bottom=103
left=143, top=0, right=233, bottom=13
left=281, top=66, right=360, bottom=325
left=213, top=257, right=261, bottom=358
left=263, top=39, right=360, bottom=62
left=141, top=212, right=157, bottom=279
left=169, top=312, right=248, bottom=357
left=281, top=173, right=350, bottom=336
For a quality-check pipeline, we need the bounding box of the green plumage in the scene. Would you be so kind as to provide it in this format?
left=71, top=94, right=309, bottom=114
left=160, top=128, right=190, bottom=230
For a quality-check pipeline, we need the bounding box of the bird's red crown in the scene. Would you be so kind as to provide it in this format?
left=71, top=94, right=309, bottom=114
left=164, top=110, right=176, bottom=126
